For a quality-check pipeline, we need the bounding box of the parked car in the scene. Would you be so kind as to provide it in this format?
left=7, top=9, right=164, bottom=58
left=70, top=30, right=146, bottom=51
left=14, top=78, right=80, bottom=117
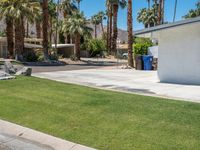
left=122, top=53, right=128, bottom=59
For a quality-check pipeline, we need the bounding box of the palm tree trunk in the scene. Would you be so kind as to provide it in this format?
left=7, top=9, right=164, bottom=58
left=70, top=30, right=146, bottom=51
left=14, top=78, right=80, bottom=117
left=6, top=17, right=14, bottom=58
left=161, top=0, right=165, bottom=24
left=49, top=17, right=53, bottom=44
left=26, top=20, right=29, bottom=38
left=36, top=22, right=41, bottom=38
left=15, top=20, right=24, bottom=61
left=42, top=0, right=49, bottom=61
left=101, top=21, right=105, bottom=37
left=75, top=33, right=80, bottom=60
left=127, top=0, right=133, bottom=67
left=112, top=4, right=118, bottom=53
left=107, top=13, right=110, bottom=52
left=109, top=5, right=113, bottom=53
left=157, top=0, right=162, bottom=25
left=147, top=0, right=151, bottom=28
left=94, top=24, right=97, bottom=38
left=67, top=35, right=71, bottom=43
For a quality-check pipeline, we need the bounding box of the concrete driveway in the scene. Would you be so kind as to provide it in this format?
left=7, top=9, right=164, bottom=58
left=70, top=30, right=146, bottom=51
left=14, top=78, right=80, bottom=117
left=33, top=68, right=200, bottom=103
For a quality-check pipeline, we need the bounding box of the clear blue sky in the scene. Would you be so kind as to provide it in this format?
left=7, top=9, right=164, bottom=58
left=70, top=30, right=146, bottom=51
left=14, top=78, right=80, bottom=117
left=79, top=0, right=197, bottom=31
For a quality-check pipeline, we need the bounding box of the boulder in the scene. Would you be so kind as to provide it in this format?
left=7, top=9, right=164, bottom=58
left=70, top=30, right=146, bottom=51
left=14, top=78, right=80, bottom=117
left=0, top=71, right=15, bottom=80
left=15, top=67, right=32, bottom=76
left=4, top=61, right=17, bottom=74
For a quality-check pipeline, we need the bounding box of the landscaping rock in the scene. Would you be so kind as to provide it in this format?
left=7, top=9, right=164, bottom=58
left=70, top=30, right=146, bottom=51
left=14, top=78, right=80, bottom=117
left=16, top=67, right=32, bottom=76
left=0, top=71, right=15, bottom=80
left=120, top=65, right=133, bottom=69
left=4, top=61, right=17, bottom=74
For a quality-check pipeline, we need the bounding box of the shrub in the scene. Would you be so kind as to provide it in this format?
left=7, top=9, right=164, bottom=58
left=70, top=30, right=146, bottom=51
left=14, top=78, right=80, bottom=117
left=87, top=39, right=106, bottom=57
left=24, top=51, right=38, bottom=62
left=134, top=37, right=152, bottom=45
left=133, top=37, right=153, bottom=55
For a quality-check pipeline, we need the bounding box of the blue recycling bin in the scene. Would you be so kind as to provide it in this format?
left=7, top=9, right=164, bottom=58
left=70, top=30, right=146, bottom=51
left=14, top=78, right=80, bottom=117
left=143, top=55, right=153, bottom=70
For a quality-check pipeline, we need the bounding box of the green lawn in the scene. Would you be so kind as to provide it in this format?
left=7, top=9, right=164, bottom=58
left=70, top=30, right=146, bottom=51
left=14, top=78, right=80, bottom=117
left=0, top=77, right=200, bottom=150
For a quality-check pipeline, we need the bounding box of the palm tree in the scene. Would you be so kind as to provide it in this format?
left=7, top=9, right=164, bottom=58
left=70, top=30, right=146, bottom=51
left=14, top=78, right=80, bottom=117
left=42, top=0, right=49, bottom=61
left=110, top=0, right=127, bottom=53
left=0, top=1, right=14, bottom=58
left=91, top=15, right=100, bottom=39
left=127, top=0, right=133, bottom=67
left=61, top=0, right=77, bottom=17
left=75, top=0, right=82, bottom=10
left=0, top=0, right=40, bottom=60
left=173, top=0, right=178, bottom=22
left=161, top=0, right=165, bottom=24
left=154, top=0, right=164, bottom=25
left=6, top=17, right=14, bottom=58
left=60, top=0, right=77, bottom=43
left=35, top=16, right=42, bottom=38
left=62, top=12, right=92, bottom=60
left=106, top=0, right=113, bottom=53
left=97, top=11, right=106, bottom=37
left=91, top=12, right=105, bottom=39
left=137, top=8, right=157, bottom=28
left=184, top=1, right=200, bottom=19
left=48, top=0, right=57, bottom=44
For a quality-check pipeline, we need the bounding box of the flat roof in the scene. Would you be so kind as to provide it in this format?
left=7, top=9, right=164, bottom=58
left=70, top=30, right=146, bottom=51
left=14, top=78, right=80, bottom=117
left=134, top=17, right=200, bottom=36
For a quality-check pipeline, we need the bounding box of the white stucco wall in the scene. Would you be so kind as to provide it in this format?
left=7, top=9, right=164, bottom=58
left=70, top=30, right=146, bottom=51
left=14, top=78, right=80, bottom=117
left=158, top=22, right=200, bottom=85
left=148, top=46, right=158, bottom=58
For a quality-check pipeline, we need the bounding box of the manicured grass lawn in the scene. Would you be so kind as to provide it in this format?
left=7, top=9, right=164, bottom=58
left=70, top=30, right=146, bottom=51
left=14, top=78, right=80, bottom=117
left=0, top=77, right=200, bottom=149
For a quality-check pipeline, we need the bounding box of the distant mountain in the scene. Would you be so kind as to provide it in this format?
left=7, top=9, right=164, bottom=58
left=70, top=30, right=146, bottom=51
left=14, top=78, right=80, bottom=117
left=0, top=19, right=128, bottom=43
left=88, top=24, right=128, bottom=43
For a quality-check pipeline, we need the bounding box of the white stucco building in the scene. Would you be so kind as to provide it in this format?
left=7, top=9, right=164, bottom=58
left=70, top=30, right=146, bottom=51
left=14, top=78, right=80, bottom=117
left=135, top=17, right=200, bottom=85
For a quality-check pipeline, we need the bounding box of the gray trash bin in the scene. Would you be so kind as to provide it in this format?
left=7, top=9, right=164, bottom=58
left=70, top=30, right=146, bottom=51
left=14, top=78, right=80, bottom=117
left=134, top=55, right=143, bottom=70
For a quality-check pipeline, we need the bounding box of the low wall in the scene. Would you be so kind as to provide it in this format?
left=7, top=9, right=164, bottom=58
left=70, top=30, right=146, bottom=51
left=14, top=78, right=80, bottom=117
left=158, top=22, right=200, bottom=85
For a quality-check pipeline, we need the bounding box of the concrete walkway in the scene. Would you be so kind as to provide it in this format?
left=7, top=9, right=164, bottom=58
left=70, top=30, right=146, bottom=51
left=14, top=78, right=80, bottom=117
left=0, top=120, right=95, bottom=150
left=33, top=68, right=200, bottom=103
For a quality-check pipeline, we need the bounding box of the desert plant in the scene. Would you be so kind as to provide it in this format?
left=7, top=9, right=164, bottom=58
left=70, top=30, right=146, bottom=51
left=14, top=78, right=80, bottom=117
left=87, top=39, right=106, bottom=57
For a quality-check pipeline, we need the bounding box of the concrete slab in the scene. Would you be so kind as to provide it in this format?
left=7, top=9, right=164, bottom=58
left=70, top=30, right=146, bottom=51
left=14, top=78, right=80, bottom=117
left=33, top=68, right=200, bottom=103
left=0, top=120, right=96, bottom=150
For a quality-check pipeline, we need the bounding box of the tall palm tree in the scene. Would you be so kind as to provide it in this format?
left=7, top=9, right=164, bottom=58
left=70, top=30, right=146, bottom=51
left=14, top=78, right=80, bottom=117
left=35, top=16, right=42, bottom=38
left=60, top=0, right=77, bottom=43
left=110, top=0, right=127, bottom=53
left=106, top=0, right=113, bottom=53
left=42, top=0, right=49, bottom=61
left=62, top=12, right=92, bottom=60
left=161, top=0, right=165, bottom=24
left=0, top=1, right=14, bottom=59
left=91, top=15, right=101, bottom=39
left=127, top=0, right=133, bottom=67
left=137, top=8, right=157, bottom=28
left=6, top=17, right=14, bottom=58
left=97, top=11, right=106, bottom=37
